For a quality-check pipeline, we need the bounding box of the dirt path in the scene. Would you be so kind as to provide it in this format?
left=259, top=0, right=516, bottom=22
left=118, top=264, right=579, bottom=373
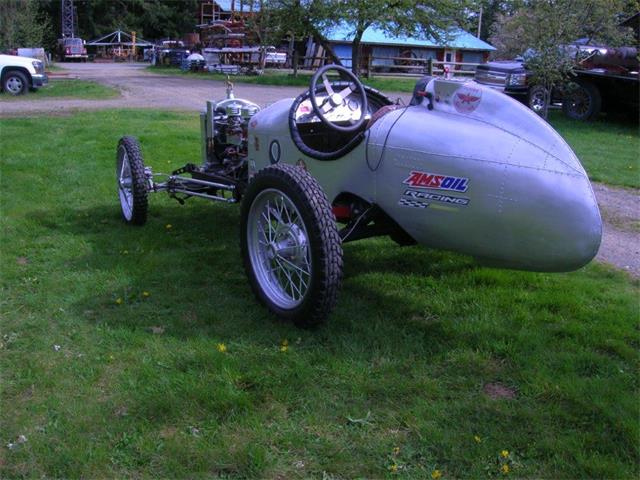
left=592, top=183, right=640, bottom=277
left=1, top=63, right=638, bottom=277
left=0, top=63, right=410, bottom=115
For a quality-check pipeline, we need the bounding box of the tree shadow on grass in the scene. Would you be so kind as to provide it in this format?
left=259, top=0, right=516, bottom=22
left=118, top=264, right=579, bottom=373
left=31, top=201, right=480, bottom=348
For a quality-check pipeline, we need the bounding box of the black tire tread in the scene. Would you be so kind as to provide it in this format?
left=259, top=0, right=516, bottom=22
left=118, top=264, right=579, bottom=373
left=3, top=70, right=29, bottom=95
left=117, top=136, right=148, bottom=225
left=241, top=163, right=343, bottom=327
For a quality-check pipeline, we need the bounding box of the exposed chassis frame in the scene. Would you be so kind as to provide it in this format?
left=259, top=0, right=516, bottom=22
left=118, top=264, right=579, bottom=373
left=148, top=163, right=241, bottom=204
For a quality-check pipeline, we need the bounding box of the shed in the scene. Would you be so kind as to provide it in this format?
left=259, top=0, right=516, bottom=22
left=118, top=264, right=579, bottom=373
left=324, top=24, right=495, bottom=70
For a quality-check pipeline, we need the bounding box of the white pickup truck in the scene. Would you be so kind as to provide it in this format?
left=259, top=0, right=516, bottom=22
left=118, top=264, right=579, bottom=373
left=0, top=54, right=48, bottom=95
left=264, top=47, right=287, bottom=66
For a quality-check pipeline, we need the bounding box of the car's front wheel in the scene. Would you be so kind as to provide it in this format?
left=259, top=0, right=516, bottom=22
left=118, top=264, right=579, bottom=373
left=116, top=136, right=148, bottom=225
left=241, top=164, right=343, bottom=327
left=528, top=85, right=547, bottom=114
left=3, top=70, right=28, bottom=95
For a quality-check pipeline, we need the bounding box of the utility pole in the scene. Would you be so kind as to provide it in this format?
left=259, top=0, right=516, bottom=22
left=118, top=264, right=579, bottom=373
left=477, top=4, right=483, bottom=38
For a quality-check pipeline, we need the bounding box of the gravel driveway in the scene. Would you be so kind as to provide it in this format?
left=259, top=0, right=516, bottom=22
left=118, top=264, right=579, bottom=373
left=2, top=63, right=638, bottom=277
left=0, top=62, right=410, bottom=115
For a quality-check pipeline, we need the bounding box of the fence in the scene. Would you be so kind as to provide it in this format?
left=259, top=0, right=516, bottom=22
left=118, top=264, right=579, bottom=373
left=288, top=53, right=481, bottom=79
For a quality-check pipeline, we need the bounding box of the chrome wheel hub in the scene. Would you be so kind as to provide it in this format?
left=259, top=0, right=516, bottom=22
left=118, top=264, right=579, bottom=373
left=6, top=77, right=23, bottom=94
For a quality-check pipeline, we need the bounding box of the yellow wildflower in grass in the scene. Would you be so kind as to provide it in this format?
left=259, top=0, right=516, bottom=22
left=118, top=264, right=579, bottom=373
left=281, top=339, right=289, bottom=346
left=431, top=469, right=442, bottom=479
left=392, top=446, right=400, bottom=456
left=216, top=343, right=227, bottom=353
left=501, top=450, right=509, bottom=458
left=501, top=464, right=510, bottom=474
left=388, top=463, right=398, bottom=473
left=165, top=224, right=172, bottom=230
left=474, top=435, right=481, bottom=443
left=280, top=345, right=289, bottom=352
left=115, top=298, right=123, bottom=305
left=142, top=291, right=150, bottom=297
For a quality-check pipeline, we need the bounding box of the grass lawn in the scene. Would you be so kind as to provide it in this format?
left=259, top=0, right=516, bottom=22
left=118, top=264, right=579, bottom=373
left=148, top=65, right=421, bottom=93
left=1, top=110, right=639, bottom=478
left=548, top=112, right=639, bottom=189
left=0, top=79, right=119, bottom=101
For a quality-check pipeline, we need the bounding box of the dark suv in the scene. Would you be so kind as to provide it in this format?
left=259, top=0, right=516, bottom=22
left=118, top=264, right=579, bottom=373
left=475, top=45, right=639, bottom=120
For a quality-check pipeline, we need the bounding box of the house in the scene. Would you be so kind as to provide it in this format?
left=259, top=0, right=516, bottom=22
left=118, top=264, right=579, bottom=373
left=323, top=24, right=495, bottom=70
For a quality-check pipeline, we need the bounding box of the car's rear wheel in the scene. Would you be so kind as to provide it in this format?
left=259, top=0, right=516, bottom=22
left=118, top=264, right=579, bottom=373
left=116, top=136, right=148, bottom=225
left=562, top=81, right=601, bottom=121
left=241, top=164, right=343, bottom=327
left=3, top=70, right=28, bottom=95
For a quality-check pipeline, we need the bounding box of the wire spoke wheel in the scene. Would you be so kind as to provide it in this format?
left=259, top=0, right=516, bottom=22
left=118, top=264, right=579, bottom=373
left=117, top=149, right=135, bottom=221
left=562, top=81, right=601, bottom=121
left=115, top=136, right=148, bottom=225
left=241, top=164, right=343, bottom=327
left=248, top=190, right=311, bottom=309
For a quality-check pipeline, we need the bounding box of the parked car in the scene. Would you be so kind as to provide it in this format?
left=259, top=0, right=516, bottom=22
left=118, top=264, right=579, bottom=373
left=474, top=60, right=561, bottom=114
left=0, top=54, right=48, bottom=95
left=57, top=37, right=88, bottom=62
left=113, top=65, right=602, bottom=326
left=475, top=44, right=639, bottom=120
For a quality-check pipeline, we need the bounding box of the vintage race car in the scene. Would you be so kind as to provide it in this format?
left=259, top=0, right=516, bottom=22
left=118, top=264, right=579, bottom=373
left=115, top=65, right=602, bottom=327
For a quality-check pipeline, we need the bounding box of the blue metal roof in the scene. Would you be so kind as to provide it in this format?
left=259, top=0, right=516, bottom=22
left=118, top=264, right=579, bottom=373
left=326, top=24, right=495, bottom=51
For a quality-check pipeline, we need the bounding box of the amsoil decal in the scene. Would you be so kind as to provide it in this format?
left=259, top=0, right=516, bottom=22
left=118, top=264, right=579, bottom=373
left=403, top=171, right=469, bottom=192
left=453, top=86, right=482, bottom=114
left=404, top=189, right=470, bottom=206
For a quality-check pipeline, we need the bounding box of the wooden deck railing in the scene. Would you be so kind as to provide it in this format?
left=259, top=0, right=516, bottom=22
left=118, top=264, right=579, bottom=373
left=288, top=53, right=481, bottom=78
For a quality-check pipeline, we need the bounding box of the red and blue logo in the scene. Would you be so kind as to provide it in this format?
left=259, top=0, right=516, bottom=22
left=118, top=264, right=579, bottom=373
left=403, top=171, right=469, bottom=192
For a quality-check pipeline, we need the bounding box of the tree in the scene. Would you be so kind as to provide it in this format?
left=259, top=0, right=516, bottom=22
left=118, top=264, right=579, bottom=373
left=0, top=0, right=52, bottom=52
left=267, top=0, right=345, bottom=65
left=272, top=0, right=474, bottom=76
left=489, top=0, right=635, bottom=118
left=340, top=0, right=471, bottom=75
left=466, top=0, right=523, bottom=42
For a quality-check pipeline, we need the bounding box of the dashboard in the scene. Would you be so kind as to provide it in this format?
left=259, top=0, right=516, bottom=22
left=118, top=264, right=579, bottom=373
left=294, top=94, right=370, bottom=125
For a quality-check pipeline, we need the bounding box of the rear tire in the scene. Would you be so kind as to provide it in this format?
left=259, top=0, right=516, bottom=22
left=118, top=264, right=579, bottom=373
left=3, top=70, right=28, bottom=95
left=562, top=81, right=601, bottom=121
left=116, top=136, right=148, bottom=225
left=240, top=164, right=343, bottom=327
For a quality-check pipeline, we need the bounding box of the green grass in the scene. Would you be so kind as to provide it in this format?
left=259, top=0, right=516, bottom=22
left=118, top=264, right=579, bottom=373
left=148, top=65, right=420, bottom=92
left=549, top=112, right=640, bottom=189
left=1, top=110, right=639, bottom=478
left=0, top=79, right=119, bottom=101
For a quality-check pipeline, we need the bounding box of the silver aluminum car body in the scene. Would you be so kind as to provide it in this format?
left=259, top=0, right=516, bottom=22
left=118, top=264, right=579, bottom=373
left=247, top=77, right=602, bottom=272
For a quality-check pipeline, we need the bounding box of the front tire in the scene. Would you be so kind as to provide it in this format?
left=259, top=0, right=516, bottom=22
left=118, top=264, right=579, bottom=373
left=241, top=164, right=343, bottom=327
left=3, top=70, right=28, bottom=95
left=116, top=136, right=148, bottom=225
left=528, top=85, right=547, bottom=114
